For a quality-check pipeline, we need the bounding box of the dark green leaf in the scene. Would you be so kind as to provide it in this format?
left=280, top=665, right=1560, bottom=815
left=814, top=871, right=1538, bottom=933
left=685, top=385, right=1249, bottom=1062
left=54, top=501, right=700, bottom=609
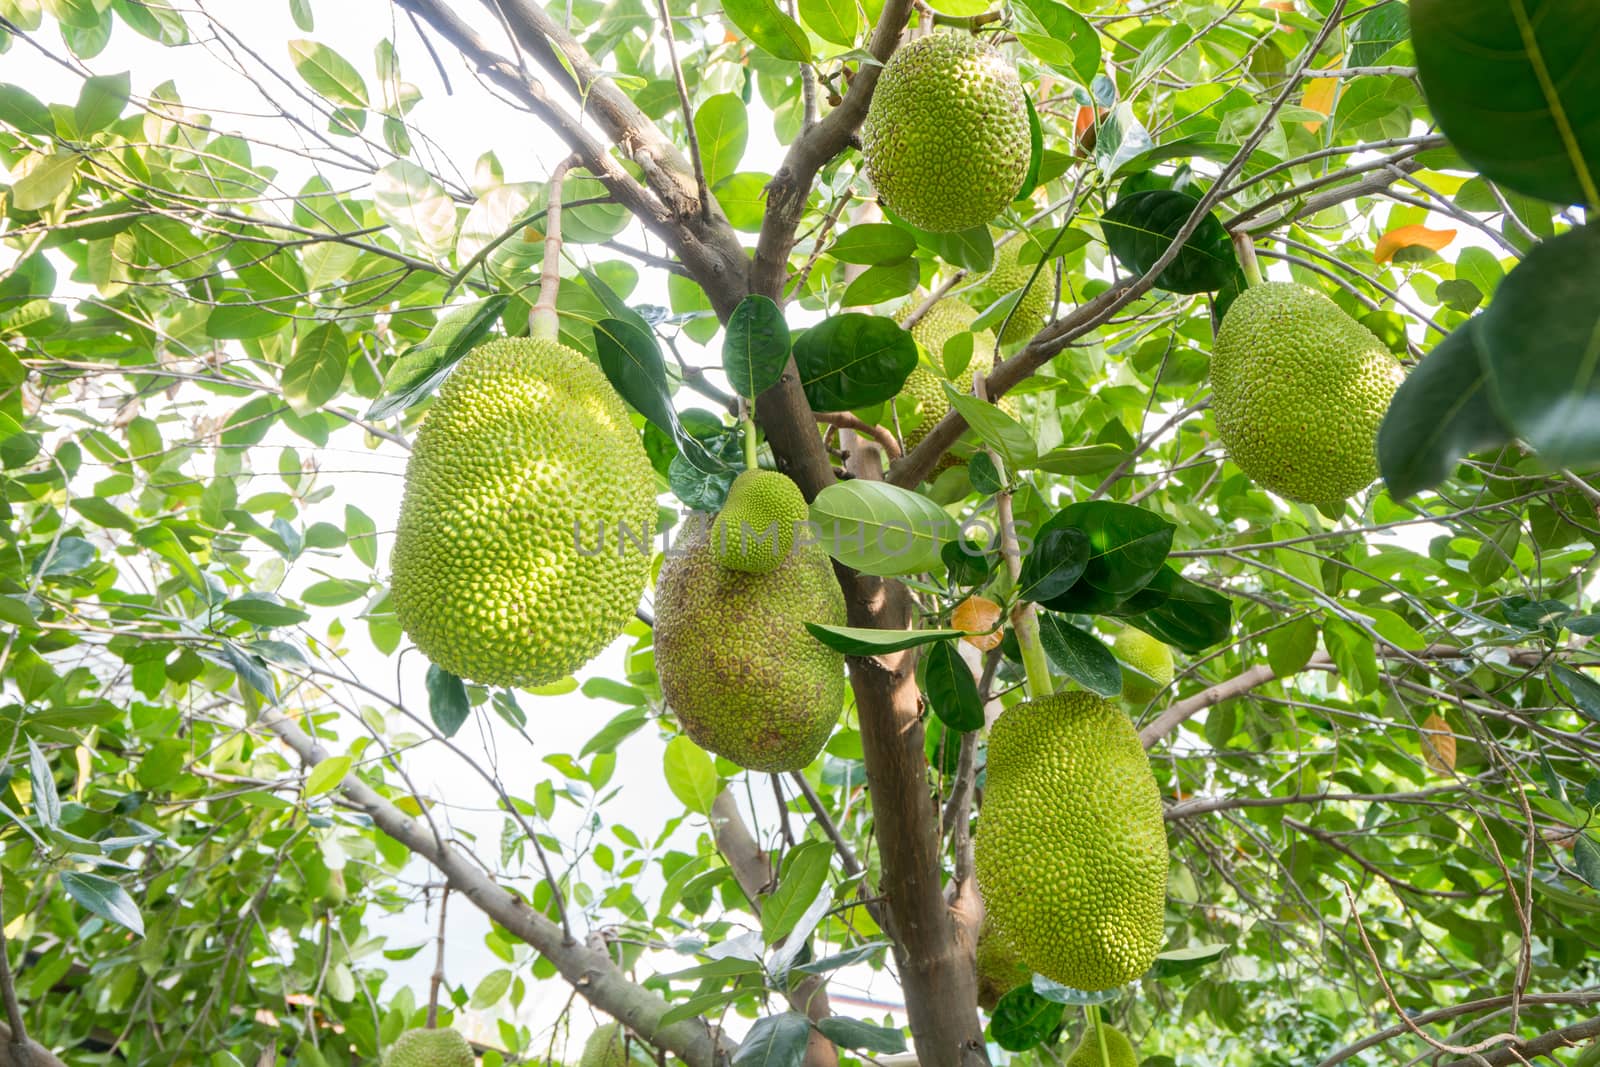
left=1015, top=93, right=1045, bottom=203
left=1120, top=570, right=1232, bottom=655
left=989, top=985, right=1064, bottom=1052
left=1017, top=525, right=1090, bottom=604
left=1576, top=835, right=1600, bottom=888
left=28, top=738, right=59, bottom=828
left=1479, top=225, right=1600, bottom=465
left=1553, top=664, right=1600, bottom=723
left=826, top=224, right=916, bottom=266
left=942, top=538, right=993, bottom=585
left=1379, top=318, right=1512, bottom=498
left=60, top=871, right=144, bottom=936
left=593, top=316, right=678, bottom=435
left=1152, top=943, right=1227, bottom=978
left=35, top=537, right=96, bottom=577
left=1265, top=616, right=1320, bottom=678
left=840, top=260, right=920, bottom=307
left=1036, top=613, right=1121, bottom=696
left=426, top=664, right=470, bottom=737
left=795, top=941, right=891, bottom=974
left=724, top=295, right=790, bottom=399
left=1009, top=0, right=1099, bottom=82
left=1412, top=0, right=1599, bottom=205
left=816, top=1019, right=906, bottom=1054
left=219, top=642, right=275, bottom=701
left=968, top=451, right=1003, bottom=495
left=763, top=840, right=832, bottom=942
left=733, top=1013, right=811, bottom=1067
left=669, top=451, right=738, bottom=511
left=720, top=0, right=811, bottom=62
left=805, top=624, right=966, bottom=656
left=1350, top=1, right=1407, bottom=67
left=1037, top=502, right=1174, bottom=606
left=919, top=640, right=984, bottom=732
left=1102, top=189, right=1239, bottom=294
left=365, top=296, right=507, bottom=420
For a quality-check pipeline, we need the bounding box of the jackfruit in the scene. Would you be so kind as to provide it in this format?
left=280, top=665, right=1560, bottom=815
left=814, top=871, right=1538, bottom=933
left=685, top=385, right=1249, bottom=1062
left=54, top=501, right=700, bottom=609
left=861, top=32, right=1029, bottom=233
left=975, top=691, right=1167, bottom=991
left=894, top=298, right=1015, bottom=472
left=975, top=923, right=1031, bottom=1011
left=711, top=469, right=809, bottom=574
left=1113, top=628, right=1173, bottom=704
left=579, top=1023, right=629, bottom=1067
left=981, top=239, right=1053, bottom=345
left=655, top=514, right=847, bottom=772
left=384, top=1027, right=475, bottom=1067
left=390, top=338, right=656, bottom=688
left=1210, top=282, right=1404, bottom=513
left=1063, top=1021, right=1138, bottom=1067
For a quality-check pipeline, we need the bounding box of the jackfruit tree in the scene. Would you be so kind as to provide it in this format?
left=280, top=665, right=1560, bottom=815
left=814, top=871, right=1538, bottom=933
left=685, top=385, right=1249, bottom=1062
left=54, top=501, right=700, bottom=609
left=2, top=2, right=1600, bottom=1067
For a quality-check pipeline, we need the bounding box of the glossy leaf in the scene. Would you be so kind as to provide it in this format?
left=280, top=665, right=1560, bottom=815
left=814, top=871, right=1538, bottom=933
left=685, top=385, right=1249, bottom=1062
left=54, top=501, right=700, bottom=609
left=793, top=313, right=919, bottom=412
left=426, top=664, right=470, bottom=737
left=805, top=624, right=966, bottom=656
left=989, top=985, right=1064, bottom=1051
left=723, top=294, right=790, bottom=400
left=365, top=296, right=507, bottom=420
left=918, top=639, right=984, bottom=732
left=1102, top=189, right=1239, bottom=294
left=1037, top=613, right=1122, bottom=696
left=720, top=0, right=810, bottom=62
left=809, top=480, right=953, bottom=576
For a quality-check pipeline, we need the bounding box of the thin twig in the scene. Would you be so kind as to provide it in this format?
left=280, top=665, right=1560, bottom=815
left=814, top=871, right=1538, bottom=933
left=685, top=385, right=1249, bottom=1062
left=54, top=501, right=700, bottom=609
left=426, top=885, right=451, bottom=1028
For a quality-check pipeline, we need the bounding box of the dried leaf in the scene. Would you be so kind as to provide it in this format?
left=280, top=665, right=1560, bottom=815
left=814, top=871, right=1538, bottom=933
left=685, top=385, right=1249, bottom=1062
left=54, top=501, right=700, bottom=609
left=1420, top=712, right=1456, bottom=775
left=1375, top=225, right=1458, bottom=264
left=952, top=596, right=1004, bottom=650
left=1301, top=55, right=1345, bottom=132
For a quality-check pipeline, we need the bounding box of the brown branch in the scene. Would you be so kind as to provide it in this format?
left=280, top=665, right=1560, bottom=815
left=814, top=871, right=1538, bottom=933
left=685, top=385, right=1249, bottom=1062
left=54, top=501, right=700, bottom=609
left=0, top=866, right=31, bottom=1067
left=259, top=707, right=732, bottom=1067
left=426, top=885, right=450, bottom=1028
left=1314, top=992, right=1600, bottom=1067
left=815, top=412, right=902, bottom=459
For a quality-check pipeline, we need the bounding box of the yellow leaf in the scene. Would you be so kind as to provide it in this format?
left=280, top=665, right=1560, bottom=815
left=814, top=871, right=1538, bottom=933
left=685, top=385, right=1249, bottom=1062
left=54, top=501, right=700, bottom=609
left=1420, top=712, right=1455, bottom=775
left=1374, top=225, right=1458, bottom=264
left=1301, top=54, right=1345, bottom=132
left=952, top=595, right=1004, bottom=651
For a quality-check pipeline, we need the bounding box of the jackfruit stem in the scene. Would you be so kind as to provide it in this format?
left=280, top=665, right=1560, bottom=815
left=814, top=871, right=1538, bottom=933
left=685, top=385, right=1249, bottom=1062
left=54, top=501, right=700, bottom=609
left=1232, top=230, right=1263, bottom=288
left=742, top=413, right=759, bottom=471
left=1091, top=1006, right=1110, bottom=1067
left=532, top=155, right=582, bottom=342
left=994, top=472, right=1054, bottom=699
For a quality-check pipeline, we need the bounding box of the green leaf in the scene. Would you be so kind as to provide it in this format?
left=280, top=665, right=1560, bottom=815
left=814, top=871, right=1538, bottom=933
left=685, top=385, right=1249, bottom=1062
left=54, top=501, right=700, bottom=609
left=694, top=93, right=748, bottom=188
left=288, top=39, right=370, bottom=108
left=723, top=295, right=790, bottom=400
left=918, top=639, right=983, bottom=732
left=720, top=0, right=810, bottom=62
left=1016, top=525, right=1090, bottom=604
left=1037, top=502, right=1175, bottom=607
left=222, top=594, right=310, bottom=628
left=470, top=968, right=513, bottom=1009
left=1102, top=189, right=1239, bottom=294
left=59, top=870, right=145, bottom=936
left=1036, top=614, right=1121, bottom=697
left=366, top=296, right=507, bottom=420
left=1009, top=0, right=1099, bottom=82
left=840, top=261, right=920, bottom=307
left=797, top=0, right=859, bottom=45
left=289, top=0, right=313, bottom=31
left=426, top=664, right=471, bottom=737
left=816, top=1018, right=906, bottom=1054
left=733, top=1013, right=811, bottom=1067
left=1575, top=835, right=1600, bottom=887
left=1478, top=225, right=1600, bottom=466
left=1349, top=1, right=1407, bottom=67
left=75, top=71, right=129, bottom=134
left=304, top=755, right=350, bottom=797
left=1152, top=943, right=1227, bottom=978
left=938, top=383, right=1038, bottom=467
left=1117, top=568, right=1232, bottom=655
left=27, top=738, right=59, bottom=828
left=795, top=941, right=892, bottom=975
left=805, top=624, right=966, bottom=656
left=282, top=322, right=348, bottom=415
left=989, top=985, right=1064, bottom=1052
left=594, top=316, right=679, bottom=439
left=0, top=84, right=54, bottom=137
left=347, top=504, right=378, bottom=568
left=1379, top=319, right=1513, bottom=498
left=300, top=579, right=368, bottom=606
left=809, top=480, right=953, bottom=576
left=1412, top=0, right=1599, bottom=205
left=663, top=736, right=718, bottom=815
left=0, top=595, right=36, bottom=628
left=793, top=313, right=918, bottom=412
left=825, top=223, right=915, bottom=267
left=762, top=840, right=833, bottom=942
left=12, top=153, right=79, bottom=212
left=1265, top=616, right=1320, bottom=678
left=372, top=160, right=457, bottom=256
left=1553, top=664, right=1600, bottom=722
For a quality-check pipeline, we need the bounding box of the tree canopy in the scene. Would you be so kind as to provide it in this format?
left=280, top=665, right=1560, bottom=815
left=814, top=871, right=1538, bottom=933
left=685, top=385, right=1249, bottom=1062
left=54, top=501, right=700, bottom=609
left=0, top=0, right=1598, bottom=1066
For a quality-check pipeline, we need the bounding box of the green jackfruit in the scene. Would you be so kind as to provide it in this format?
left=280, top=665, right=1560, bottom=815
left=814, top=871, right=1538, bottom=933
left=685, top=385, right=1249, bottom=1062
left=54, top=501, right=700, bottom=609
left=655, top=514, right=847, bottom=771
left=894, top=298, right=1015, bottom=473
left=1063, top=1021, right=1138, bottom=1067
left=384, top=1027, right=475, bottom=1067
left=975, top=923, right=1031, bottom=1011
left=711, top=469, right=809, bottom=574
left=1113, top=629, right=1174, bottom=704
left=981, top=239, right=1053, bottom=345
left=579, top=1023, right=629, bottom=1067
left=390, top=338, right=656, bottom=688
left=861, top=32, right=1029, bottom=233
left=1210, top=282, right=1404, bottom=513
left=976, top=692, right=1167, bottom=991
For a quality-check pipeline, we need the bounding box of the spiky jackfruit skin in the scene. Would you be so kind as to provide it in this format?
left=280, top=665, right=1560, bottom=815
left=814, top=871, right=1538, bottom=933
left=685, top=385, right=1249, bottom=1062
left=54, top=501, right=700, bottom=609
left=384, top=1028, right=475, bottom=1067
left=711, top=469, right=809, bottom=574
left=1113, top=628, right=1174, bottom=704
left=861, top=32, right=1029, bottom=233
left=655, top=515, right=847, bottom=772
left=579, top=1024, right=628, bottom=1067
left=894, top=298, right=1015, bottom=473
left=390, top=338, right=655, bottom=688
left=982, top=240, right=1053, bottom=345
left=1064, top=1024, right=1138, bottom=1067
left=976, top=692, right=1167, bottom=992
left=1210, top=283, right=1404, bottom=513
left=976, top=924, right=1031, bottom=1011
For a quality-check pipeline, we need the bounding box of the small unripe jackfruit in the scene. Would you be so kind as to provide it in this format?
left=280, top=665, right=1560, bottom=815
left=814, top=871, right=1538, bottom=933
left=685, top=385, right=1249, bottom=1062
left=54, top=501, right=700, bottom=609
left=861, top=32, right=1030, bottom=233
left=711, top=469, right=809, bottom=574
left=976, top=692, right=1167, bottom=991
left=894, top=298, right=1015, bottom=473
left=384, top=1027, right=475, bottom=1067
left=390, top=338, right=656, bottom=688
left=579, top=1023, right=629, bottom=1067
left=976, top=924, right=1031, bottom=1011
left=656, top=515, right=847, bottom=771
left=1113, top=628, right=1174, bottom=704
left=1064, top=1022, right=1138, bottom=1067
left=981, top=239, right=1053, bottom=345
left=1210, top=282, right=1403, bottom=513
